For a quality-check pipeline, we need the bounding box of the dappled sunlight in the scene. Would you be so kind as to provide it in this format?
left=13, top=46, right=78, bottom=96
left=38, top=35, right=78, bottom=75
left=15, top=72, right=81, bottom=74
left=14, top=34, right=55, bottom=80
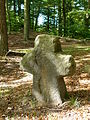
left=79, top=79, right=90, bottom=87
left=0, top=100, right=89, bottom=119
left=75, top=45, right=90, bottom=50
left=0, top=37, right=90, bottom=119
left=2, top=105, right=90, bottom=120
left=82, top=58, right=90, bottom=61
left=0, top=0, right=90, bottom=117
left=64, top=44, right=90, bottom=106
left=0, top=73, right=33, bottom=88
left=0, top=56, right=25, bottom=82
left=13, top=48, right=33, bottom=53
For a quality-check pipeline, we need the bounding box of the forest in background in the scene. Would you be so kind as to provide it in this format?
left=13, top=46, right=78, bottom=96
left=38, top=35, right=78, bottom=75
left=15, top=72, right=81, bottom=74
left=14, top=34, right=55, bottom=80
left=0, top=0, right=90, bottom=119
left=6, top=0, right=90, bottom=39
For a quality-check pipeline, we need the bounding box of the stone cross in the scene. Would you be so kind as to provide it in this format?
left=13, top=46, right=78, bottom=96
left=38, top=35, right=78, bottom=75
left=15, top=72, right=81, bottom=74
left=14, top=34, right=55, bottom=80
left=21, top=34, right=76, bottom=106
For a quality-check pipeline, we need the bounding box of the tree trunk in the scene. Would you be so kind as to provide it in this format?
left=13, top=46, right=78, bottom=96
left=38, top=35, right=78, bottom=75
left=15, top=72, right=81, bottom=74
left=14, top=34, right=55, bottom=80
left=67, top=0, right=72, bottom=36
left=0, top=0, right=8, bottom=56
left=53, top=4, right=56, bottom=29
left=35, top=7, right=40, bottom=31
left=58, top=0, right=62, bottom=36
left=32, top=10, right=34, bottom=30
left=18, top=0, right=21, bottom=22
left=88, top=0, right=90, bottom=9
left=6, top=0, right=11, bottom=34
left=47, top=7, right=50, bottom=32
left=63, top=0, right=66, bottom=36
left=31, top=0, right=35, bottom=30
left=84, top=0, right=90, bottom=34
left=29, top=1, right=31, bottom=29
left=24, top=0, right=30, bottom=40
left=13, top=0, right=16, bottom=18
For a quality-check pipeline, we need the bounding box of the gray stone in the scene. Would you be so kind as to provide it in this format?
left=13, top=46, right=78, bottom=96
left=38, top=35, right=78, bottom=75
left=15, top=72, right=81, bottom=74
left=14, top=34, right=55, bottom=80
left=21, top=34, right=76, bottom=106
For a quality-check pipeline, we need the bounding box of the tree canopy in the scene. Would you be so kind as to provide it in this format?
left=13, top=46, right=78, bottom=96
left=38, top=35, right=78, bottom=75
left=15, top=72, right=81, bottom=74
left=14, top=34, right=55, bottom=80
left=5, top=0, right=90, bottom=39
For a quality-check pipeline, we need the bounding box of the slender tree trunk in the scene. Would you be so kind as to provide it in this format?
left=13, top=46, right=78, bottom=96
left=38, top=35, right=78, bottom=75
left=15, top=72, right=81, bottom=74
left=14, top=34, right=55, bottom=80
left=29, top=1, right=31, bottom=29
left=0, top=0, right=8, bottom=56
left=35, top=7, right=40, bottom=31
left=86, top=0, right=90, bottom=29
left=9, top=0, right=12, bottom=31
left=6, top=0, right=11, bottom=34
left=24, top=0, right=30, bottom=40
left=53, top=4, right=56, bottom=29
left=63, top=0, right=66, bottom=36
left=18, top=0, right=21, bottom=21
left=13, top=0, right=16, bottom=18
left=32, top=12, right=34, bottom=30
left=84, top=0, right=89, bottom=32
left=88, top=0, right=90, bottom=8
left=56, top=19, right=58, bottom=29
left=67, top=0, right=72, bottom=36
left=58, top=0, right=62, bottom=36
left=32, top=0, right=34, bottom=30
left=47, top=7, right=50, bottom=32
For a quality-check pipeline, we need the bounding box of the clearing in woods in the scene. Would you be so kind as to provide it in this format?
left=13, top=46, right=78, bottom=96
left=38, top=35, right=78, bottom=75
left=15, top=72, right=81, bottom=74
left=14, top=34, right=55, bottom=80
left=0, top=33, right=90, bottom=119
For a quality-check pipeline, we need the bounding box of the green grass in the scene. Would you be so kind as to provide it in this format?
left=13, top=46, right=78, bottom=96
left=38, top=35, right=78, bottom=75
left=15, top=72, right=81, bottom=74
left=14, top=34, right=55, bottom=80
left=69, top=96, right=80, bottom=108
left=12, top=49, right=33, bottom=54
left=62, top=45, right=90, bottom=57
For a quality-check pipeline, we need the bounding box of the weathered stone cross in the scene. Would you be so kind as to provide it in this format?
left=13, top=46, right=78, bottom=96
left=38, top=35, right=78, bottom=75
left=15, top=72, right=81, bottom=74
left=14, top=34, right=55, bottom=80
left=21, top=34, right=76, bottom=106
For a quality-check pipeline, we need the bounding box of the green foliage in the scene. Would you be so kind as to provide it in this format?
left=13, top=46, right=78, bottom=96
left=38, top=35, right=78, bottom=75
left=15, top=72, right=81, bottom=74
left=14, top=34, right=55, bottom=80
left=67, top=9, right=90, bottom=38
left=6, top=11, right=24, bottom=32
left=6, top=0, right=90, bottom=39
left=69, top=96, right=80, bottom=108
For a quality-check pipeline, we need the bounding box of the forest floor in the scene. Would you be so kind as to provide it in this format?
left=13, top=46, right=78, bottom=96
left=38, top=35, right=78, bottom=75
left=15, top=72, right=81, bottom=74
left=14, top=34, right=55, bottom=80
left=0, top=32, right=90, bottom=120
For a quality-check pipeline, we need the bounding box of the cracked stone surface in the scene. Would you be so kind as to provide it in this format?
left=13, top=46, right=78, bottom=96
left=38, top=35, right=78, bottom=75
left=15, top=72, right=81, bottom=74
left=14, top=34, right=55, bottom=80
left=21, top=34, right=76, bottom=106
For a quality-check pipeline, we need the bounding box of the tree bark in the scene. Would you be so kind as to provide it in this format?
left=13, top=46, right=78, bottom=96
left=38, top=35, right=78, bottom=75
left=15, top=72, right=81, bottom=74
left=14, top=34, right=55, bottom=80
left=63, top=0, right=66, bottom=36
left=29, top=1, right=31, bottom=29
left=53, top=4, right=56, bottom=29
left=31, top=0, right=35, bottom=30
left=84, top=0, right=90, bottom=33
left=67, top=0, right=72, bottom=36
left=35, top=6, right=40, bottom=31
left=6, top=0, right=11, bottom=34
left=88, top=0, right=90, bottom=9
left=13, top=0, right=16, bottom=18
left=0, top=0, right=8, bottom=56
left=18, top=0, right=21, bottom=22
left=58, top=0, right=62, bottom=36
left=47, top=7, right=50, bottom=32
left=24, top=0, right=30, bottom=40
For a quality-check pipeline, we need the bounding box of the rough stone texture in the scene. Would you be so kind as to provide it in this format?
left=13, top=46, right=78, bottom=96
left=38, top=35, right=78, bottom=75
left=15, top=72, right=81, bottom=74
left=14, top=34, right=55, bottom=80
left=21, top=34, right=76, bottom=106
